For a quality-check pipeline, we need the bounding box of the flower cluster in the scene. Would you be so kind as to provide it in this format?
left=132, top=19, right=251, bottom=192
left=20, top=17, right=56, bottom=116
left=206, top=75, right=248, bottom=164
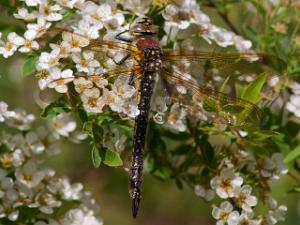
left=194, top=138, right=288, bottom=225
left=0, top=101, right=102, bottom=225
left=161, top=0, right=253, bottom=51
left=210, top=168, right=259, bottom=224
left=0, top=0, right=296, bottom=224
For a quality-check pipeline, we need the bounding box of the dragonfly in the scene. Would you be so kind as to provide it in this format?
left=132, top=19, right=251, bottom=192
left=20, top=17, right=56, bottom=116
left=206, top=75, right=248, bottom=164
left=43, top=17, right=281, bottom=218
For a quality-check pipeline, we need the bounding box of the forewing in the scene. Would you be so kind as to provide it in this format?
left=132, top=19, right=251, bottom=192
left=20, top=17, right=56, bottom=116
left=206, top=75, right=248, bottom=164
left=46, top=28, right=143, bottom=70
left=162, top=50, right=284, bottom=86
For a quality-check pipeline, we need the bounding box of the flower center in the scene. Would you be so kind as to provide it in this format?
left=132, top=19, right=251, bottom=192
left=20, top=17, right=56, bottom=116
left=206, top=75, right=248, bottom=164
left=220, top=179, right=232, bottom=193
left=24, top=40, right=32, bottom=48
left=237, top=193, right=247, bottom=207
left=23, top=175, right=32, bottom=182
left=220, top=211, right=229, bottom=221
left=0, top=153, right=13, bottom=167
left=36, top=70, right=49, bottom=79
left=88, top=98, right=97, bottom=107
left=6, top=42, right=14, bottom=50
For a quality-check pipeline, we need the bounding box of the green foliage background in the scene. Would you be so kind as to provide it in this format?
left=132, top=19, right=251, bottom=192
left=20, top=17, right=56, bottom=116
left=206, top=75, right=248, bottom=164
left=1, top=0, right=300, bottom=224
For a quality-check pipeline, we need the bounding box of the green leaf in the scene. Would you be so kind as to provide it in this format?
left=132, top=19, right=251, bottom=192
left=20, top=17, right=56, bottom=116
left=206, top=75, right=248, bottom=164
left=203, top=98, right=218, bottom=112
left=91, top=146, right=102, bottom=168
left=104, top=150, right=123, bottom=167
left=241, top=73, right=266, bottom=103
left=288, top=186, right=300, bottom=193
left=97, top=114, right=113, bottom=126
left=83, top=121, right=93, bottom=135
left=219, top=75, right=231, bottom=93
left=41, top=96, right=71, bottom=119
left=274, top=39, right=288, bottom=63
left=284, top=145, right=300, bottom=164
left=235, top=83, right=245, bottom=99
left=92, top=123, right=104, bottom=144
left=273, top=135, right=290, bottom=155
left=252, top=130, right=280, bottom=141
left=23, top=56, right=38, bottom=77
left=152, top=166, right=172, bottom=180
left=77, top=105, right=88, bottom=123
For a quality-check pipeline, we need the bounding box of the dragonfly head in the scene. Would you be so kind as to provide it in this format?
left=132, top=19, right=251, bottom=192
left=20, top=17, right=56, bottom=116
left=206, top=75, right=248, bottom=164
left=130, top=17, right=158, bottom=37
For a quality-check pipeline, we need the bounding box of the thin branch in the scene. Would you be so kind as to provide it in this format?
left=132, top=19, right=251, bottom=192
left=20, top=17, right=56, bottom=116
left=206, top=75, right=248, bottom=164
left=205, top=0, right=240, bottom=35
left=288, top=171, right=300, bottom=182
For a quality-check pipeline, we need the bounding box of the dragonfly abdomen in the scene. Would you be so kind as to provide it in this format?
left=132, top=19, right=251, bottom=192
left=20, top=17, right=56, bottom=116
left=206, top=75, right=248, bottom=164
left=130, top=46, right=162, bottom=218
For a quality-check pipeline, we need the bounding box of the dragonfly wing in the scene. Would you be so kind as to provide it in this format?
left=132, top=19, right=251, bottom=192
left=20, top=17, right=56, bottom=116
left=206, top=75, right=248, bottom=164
left=46, top=28, right=143, bottom=70
left=159, top=69, right=262, bottom=128
left=162, top=50, right=284, bottom=85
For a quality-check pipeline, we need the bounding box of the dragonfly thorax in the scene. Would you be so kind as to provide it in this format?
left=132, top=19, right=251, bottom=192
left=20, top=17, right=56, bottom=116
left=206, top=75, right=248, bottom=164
left=141, top=47, right=162, bottom=72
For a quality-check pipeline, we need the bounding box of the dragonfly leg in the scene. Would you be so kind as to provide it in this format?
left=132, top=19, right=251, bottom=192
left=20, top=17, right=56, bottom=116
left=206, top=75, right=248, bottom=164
left=105, top=51, right=132, bottom=66
left=115, top=30, right=134, bottom=43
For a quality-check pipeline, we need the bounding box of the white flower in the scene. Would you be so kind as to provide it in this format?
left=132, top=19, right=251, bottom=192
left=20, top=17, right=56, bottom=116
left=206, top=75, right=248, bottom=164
left=30, top=192, right=62, bottom=214
left=266, top=198, right=288, bottom=225
left=79, top=2, right=124, bottom=30
left=14, top=8, right=38, bottom=21
left=104, top=89, right=124, bottom=113
left=48, top=114, right=77, bottom=137
left=60, top=178, right=83, bottom=200
left=74, top=77, right=94, bottom=93
left=39, top=0, right=63, bottom=22
left=0, top=101, right=15, bottom=122
left=103, top=127, right=128, bottom=153
left=233, top=36, right=252, bottom=52
left=207, top=25, right=234, bottom=47
left=72, top=51, right=100, bottom=74
left=167, top=103, right=187, bottom=132
left=0, top=32, right=24, bottom=58
left=212, top=201, right=239, bottom=225
left=121, top=0, right=151, bottom=16
left=163, top=4, right=191, bottom=30
left=92, top=76, right=108, bottom=89
left=210, top=168, right=243, bottom=198
left=22, top=0, right=41, bottom=7
left=15, top=160, right=46, bottom=188
left=121, top=100, right=139, bottom=118
left=47, top=67, right=74, bottom=93
left=290, top=81, right=300, bottom=95
left=260, top=153, right=288, bottom=181
left=81, top=87, right=105, bottom=113
left=19, top=29, right=39, bottom=53
left=0, top=176, right=14, bottom=198
left=112, top=77, right=136, bottom=99
left=49, top=43, right=70, bottom=58
left=27, top=17, right=51, bottom=38
left=73, top=19, right=102, bottom=39
left=36, top=50, right=60, bottom=70
left=286, top=95, right=300, bottom=117
left=237, top=212, right=261, bottom=225
left=6, top=109, right=35, bottom=130
left=194, top=185, right=215, bottom=201
left=21, top=131, right=45, bottom=156
left=233, top=185, right=257, bottom=213
left=56, top=0, right=78, bottom=8
left=61, top=31, right=90, bottom=53
left=0, top=204, right=19, bottom=221
left=60, top=208, right=103, bottom=225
